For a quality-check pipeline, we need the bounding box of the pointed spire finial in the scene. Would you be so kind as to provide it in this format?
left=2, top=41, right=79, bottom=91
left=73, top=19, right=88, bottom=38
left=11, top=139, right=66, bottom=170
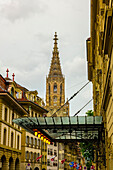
left=6, top=68, right=9, bottom=78
left=12, top=73, right=15, bottom=81
left=53, top=32, right=58, bottom=52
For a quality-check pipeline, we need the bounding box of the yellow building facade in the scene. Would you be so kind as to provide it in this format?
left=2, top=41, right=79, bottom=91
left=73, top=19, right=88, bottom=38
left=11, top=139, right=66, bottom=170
left=0, top=72, right=48, bottom=170
left=87, top=0, right=113, bottom=169
left=0, top=74, right=28, bottom=170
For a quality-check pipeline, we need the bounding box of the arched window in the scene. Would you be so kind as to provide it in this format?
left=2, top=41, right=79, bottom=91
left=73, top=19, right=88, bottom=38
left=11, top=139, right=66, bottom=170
left=31, top=137, right=33, bottom=147
left=60, top=97, right=62, bottom=105
left=31, top=111, right=33, bottom=117
left=31, top=152, right=33, bottom=160
left=29, top=152, right=31, bottom=160
left=35, top=138, right=37, bottom=146
left=25, top=151, right=28, bottom=159
left=4, top=108, right=7, bottom=122
left=53, top=84, right=57, bottom=93
left=11, top=132, right=14, bottom=148
left=11, top=87, right=14, bottom=97
left=60, top=84, right=62, bottom=94
left=12, top=112, right=14, bottom=125
left=53, top=96, right=57, bottom=102
left=3, top=129, right=6, bottom=145
left=34, top=152, right=36, bottom=160
left=26, top=136, right=29, bottom=145
left=49, top=84, right=50, bottom=95
left=17, top=135, right=19, bottom=150
left=35, top=113, right=37, bottom=117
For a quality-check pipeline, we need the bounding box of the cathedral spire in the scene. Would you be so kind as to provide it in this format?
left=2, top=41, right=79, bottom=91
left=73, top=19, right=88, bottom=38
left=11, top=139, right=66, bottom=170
left=48, top=32, right=63, bottom=78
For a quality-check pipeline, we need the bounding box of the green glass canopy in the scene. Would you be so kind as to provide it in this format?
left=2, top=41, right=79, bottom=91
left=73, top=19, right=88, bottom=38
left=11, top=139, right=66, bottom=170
left=13, top=116, right=103, bottom=143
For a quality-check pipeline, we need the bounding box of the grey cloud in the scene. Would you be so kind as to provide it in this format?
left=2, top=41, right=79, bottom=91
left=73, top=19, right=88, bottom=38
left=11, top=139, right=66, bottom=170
left=0, top=0, right=48, bottom=22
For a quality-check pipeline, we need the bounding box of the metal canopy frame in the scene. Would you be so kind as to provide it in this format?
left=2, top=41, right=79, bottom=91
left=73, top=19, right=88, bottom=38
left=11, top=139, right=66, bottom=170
left=13, top=116, right=103, bottom=143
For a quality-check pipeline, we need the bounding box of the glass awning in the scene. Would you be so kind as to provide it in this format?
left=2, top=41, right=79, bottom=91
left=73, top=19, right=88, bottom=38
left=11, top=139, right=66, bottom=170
left=13, top=116, right=103, bottom=143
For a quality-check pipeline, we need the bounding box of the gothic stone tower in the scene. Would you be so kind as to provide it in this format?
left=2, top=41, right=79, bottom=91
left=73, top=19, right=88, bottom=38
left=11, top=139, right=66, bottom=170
left=46, top=32, right=69, bottom=117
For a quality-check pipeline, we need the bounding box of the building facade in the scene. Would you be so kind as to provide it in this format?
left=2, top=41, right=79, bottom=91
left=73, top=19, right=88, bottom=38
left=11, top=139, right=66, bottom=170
left=0, top=74, right=28, bottom=170
left=0, top=71, right=48, bottom=170
left=87, top=0, right=113, bottom=169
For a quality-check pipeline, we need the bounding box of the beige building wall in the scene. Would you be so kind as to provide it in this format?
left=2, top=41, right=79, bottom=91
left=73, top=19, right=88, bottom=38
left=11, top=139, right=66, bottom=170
left=87, top=0, right=113, bottom=169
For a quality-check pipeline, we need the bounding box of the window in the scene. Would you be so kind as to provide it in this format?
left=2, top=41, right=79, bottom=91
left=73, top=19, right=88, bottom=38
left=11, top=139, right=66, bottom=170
left=17, top=135, right=19, bottom=150
left=49, top=84, right=50, bottom=95
left=60, top=97, right=62, bottom=105
left=11, top=132, right=14, bottom=148
left=34, top=153, right=36, bottom=160
left=60, top=84, right=62, bottom=94
left=53, top=84, right=57, bottom=93
left=31, top=137, right=33, bottom=147
left=53, top=96, right=57, bottom=102
left=26, top=136, right=28, bottom=144
left=4, top=108, right=7, bottom=122
left=3, top=129, right=6, bottom=145
left=25, top=151, right=29, bottom=160
left=54, top=142, right=57, bottom=146
left=16, top=92, right=19, bottom=99
left=12, top=112, right=14, bottom=125
left=54, top=150, right=57, bottom=156
left=31, top=111, right=33, bottom=117
left=47, top=159, right=50, bottom=166
left=48, top=148, right=50, bottom=155
left=11, top=87, right=14, bottom=96
left=35, top=113, right=37, bottom=117
left=35, top=138, right=37, bottom=146
left=29, top=152, right=31, bottom=160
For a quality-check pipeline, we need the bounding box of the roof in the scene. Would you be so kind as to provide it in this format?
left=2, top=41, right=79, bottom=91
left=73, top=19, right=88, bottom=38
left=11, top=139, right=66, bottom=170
left=17, top=99, right=48, bottom=113
left=13, top=116, right=103, bottom=143
left=0, top=91, right=28, bottom=116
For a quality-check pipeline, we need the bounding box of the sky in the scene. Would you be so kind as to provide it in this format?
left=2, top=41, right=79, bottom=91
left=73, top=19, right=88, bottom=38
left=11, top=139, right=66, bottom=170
left=0, top=0, right=93, bottom=116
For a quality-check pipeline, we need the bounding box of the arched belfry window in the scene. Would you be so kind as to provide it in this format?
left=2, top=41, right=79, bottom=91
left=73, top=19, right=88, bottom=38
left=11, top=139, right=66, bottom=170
left=53, top=84, right=57, bottom=93
left=53, top=96, right=57, bottom=102
left=49, top=84, right=50, bottom=95
left=60, top=84, right=62, bottom=94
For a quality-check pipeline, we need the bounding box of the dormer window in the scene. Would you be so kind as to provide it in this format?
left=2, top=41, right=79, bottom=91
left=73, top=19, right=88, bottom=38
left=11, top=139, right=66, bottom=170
left=11, top=87, right=14, bottom=97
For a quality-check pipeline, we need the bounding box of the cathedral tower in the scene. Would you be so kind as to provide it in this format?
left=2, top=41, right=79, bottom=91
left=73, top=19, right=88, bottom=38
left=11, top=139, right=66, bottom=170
left=46, top=32, right=69, bottom=116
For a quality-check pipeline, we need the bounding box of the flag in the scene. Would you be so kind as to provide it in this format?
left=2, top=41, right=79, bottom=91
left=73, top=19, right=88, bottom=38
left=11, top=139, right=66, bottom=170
left=79, top=165, right=82, bottom=170
left=51, top=155, right=56, bottom=161
left=91, top=165, right=95, bottom=169
left=36, top=155, right=42, bottom=161
left=73, top=162, right=77, bottom=168
left=61, top=159, right=66, bottom=164
left=69, top=161, right=74, bottom=167
left=76, top=163, right=79, bottom=170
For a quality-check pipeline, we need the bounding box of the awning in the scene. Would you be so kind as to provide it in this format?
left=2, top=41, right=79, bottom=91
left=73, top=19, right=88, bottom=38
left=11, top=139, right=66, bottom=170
left=13, top=116, right=103, bottom=143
